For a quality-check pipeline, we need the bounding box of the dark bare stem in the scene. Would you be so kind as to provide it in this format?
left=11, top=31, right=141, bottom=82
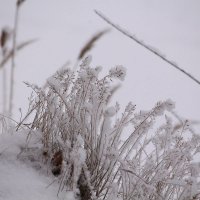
left=3, top=67, right=7, bottom=114
left=1, top=50, right=7, bottom=114
left=9, top=4, right=20, bottom=117
left=95, top=10, right=200, bottom=86
left=1, top=29, right=10, bottom=115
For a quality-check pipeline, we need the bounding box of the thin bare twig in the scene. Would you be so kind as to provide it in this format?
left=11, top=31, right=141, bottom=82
left=9, top=2, right=20, bottom=117
left=0, top=29, right=9, bottom=113
left=95, top=10, right=200, bottom=86
left=8, top=0, right=27, bottom=117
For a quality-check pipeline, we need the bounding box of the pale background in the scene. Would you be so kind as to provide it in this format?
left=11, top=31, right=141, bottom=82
left=0, top=0, right=200, bottom=127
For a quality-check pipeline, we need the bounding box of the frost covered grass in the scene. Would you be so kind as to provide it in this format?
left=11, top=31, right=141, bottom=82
left=1, top=1, right=200, bottom=199
left=11, top=57, right=200, bottom=200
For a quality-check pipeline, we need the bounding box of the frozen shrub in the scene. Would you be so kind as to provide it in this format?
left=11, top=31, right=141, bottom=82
left=20, top=57, right=200, bottom=200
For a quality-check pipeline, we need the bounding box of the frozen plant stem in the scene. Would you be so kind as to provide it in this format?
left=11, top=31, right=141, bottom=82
left=95, top=10, right=200, bottom=86
left=1, top=28, right=10, bottom=115
left=9, top=2, right=20, bottom=117
left=1, top=46, right=7, bottom=114
left=3, top=67, right=7, bottom=114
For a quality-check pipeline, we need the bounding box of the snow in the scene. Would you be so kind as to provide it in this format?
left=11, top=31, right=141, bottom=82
left=0, top=159, right=64, bottom=200
left=0, top=129, right=69, bottom=200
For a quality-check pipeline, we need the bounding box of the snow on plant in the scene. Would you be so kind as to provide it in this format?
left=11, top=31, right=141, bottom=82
left=18, top=56, right=200, bottom=200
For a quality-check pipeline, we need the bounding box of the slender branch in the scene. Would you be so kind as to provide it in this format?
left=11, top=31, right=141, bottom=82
left=95, top=10, right=200, bottom=86
left=1, top=49, right=8, bottom=114
left=9, top=3, right=20, bottom=117
left=3, top=65, right=7, bottom=114
left=0, top=29, right=10, bottom=114
left=9, top=1, right=26, bottom=117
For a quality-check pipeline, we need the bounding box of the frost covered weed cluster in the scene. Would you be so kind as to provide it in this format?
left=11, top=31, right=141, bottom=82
left=17, top=57, right=200, bottom=200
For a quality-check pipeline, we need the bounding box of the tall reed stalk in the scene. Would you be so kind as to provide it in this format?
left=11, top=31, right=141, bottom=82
left=9, top=1, right=21, bottom=117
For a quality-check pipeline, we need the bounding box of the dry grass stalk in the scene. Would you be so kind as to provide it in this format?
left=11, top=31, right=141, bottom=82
left=95, top=10, right=200, bottom=86
left=9, top=0, right=21, bottom=117
left=1, top=28, right=11, bottom=114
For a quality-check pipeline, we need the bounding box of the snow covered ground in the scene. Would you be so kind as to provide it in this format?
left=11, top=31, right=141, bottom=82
left=0, top=128, right=69, bottom=200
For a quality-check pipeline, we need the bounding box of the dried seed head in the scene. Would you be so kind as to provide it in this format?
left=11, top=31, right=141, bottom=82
left=16, top=0, right=25, bottom=7
left=0, top=28, right=10, bottom=48
left=78, top=29, right=110, bottom=60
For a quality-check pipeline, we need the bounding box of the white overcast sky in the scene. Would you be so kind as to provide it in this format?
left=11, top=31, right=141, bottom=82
left=0, top=0, right=200, bottom=125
